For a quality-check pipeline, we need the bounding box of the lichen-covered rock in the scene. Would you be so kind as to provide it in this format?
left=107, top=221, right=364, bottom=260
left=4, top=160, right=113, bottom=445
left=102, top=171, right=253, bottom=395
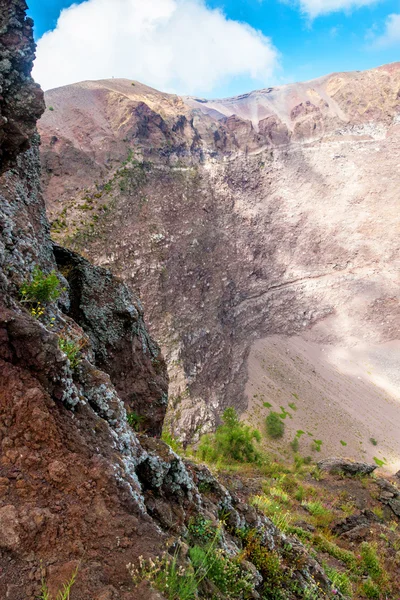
left=53, top=245, right=168, bottom=436
left=317, top=458, right=377, bottom=476
left=0, top=0, right=44, bottom=173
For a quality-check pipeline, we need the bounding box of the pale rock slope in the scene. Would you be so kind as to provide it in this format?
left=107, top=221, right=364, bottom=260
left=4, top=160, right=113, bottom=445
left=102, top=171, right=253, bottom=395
left=38, top=63, right=400, bottom=470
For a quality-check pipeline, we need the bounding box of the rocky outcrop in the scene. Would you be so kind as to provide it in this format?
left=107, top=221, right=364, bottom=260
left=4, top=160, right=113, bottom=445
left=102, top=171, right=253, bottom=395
left=317, top=458, right=377, bottom=475
left=53, top=245, right=168, bottom=436
left=0, top=0, right=44, bottom=174
left=317, top=458, right=377, bottom=476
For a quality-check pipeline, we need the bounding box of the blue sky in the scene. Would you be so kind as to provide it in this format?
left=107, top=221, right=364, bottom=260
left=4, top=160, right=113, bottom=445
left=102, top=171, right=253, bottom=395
left=28, top=0, right=400, bottom=97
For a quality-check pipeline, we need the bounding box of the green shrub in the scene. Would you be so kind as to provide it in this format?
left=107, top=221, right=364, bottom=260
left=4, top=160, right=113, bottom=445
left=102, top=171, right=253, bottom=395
left=197, top=408, right=261, bottom=464
left=266, top=412, right=285, bottom=439
left=20, top=267, right=63, bottom=305
left=370, top=438, right=378, bottom=446
left=290, top=437, right=299, bottom=452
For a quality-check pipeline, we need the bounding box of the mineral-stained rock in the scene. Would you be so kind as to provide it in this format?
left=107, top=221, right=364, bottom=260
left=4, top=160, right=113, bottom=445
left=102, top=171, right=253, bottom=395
left=317, top=458, right=377, bottom=476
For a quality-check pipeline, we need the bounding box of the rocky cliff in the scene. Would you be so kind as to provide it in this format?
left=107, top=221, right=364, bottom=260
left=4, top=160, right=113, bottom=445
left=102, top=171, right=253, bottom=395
left=39, top=67, right=400, bottom=468
left=0, top=3, right=353, bottom=599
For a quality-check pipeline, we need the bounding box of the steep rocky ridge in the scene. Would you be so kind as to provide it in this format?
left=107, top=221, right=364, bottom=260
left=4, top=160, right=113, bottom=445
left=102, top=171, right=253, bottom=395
left=0, top=3, right=351, bottom=598
left=0, top=0, right=44, bottom=174
left=39, top=66, right=400, bottom=469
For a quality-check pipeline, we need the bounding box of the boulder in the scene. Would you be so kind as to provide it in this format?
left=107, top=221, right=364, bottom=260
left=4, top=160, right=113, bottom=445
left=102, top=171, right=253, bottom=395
left=317, top=458, right=377, bottom=476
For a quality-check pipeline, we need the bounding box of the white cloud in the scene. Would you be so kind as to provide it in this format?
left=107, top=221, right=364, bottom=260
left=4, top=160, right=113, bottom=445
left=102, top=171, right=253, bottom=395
left=371, top=13, right=400, bottom=47
left=297, top=0, right=379, bottom=18
left=33, top=0, right=278, bottom=94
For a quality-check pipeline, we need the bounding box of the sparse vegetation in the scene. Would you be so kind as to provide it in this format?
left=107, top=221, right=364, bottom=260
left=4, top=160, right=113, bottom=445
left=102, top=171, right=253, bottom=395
left=370, top=437, right=378, bottom=446
left=40, top=565, right=78, bottom=600
left=58, top=336, right=83, bottom=369
left=266, top=411, right=285, bottom=439
left=129, top=520, right=254, bottom=600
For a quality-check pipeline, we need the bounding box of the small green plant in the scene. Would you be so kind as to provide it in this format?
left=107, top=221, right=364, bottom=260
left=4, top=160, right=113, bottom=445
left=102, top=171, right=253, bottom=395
left=189, top=544, right=253, bottom=597
left=323, top=564, right=352, bottom=596
left=20, top=267, right=63, bottom=305
left=370, top=438, right=378, bottom=446
left=127, top=411, right=145, bottom=432
left=290, top=436, right=299, bottom=452
left=302, top=500, right=328, bottom=516
left=288, top=402, right=297, bottom=411
left=373, top=456, right=386, bottom=467
left=266, top=411, right=285, bottom=439
left=263, top=402, right=272, bottom=408
left=187, top=516, right=217, bottom=544
left=340, top=440, right=347, bottom=447
left=128, top=551, right=197, bottom=600
left=48, top=106, right=54, bottom=111
left=58, top=337, right=82, bottom=369
left=162, top=429, right=183, bottom=453
left=362, top=578, right=381, bottom=599
left=197, top=408, right=261, bottom=464
left=361, top=542, right=382, bottom=580
left=311, top=439, right=323, bottom=452
left=311, top=467, right=324, bottom=481
left=40, top=565, right=78, bottom=600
